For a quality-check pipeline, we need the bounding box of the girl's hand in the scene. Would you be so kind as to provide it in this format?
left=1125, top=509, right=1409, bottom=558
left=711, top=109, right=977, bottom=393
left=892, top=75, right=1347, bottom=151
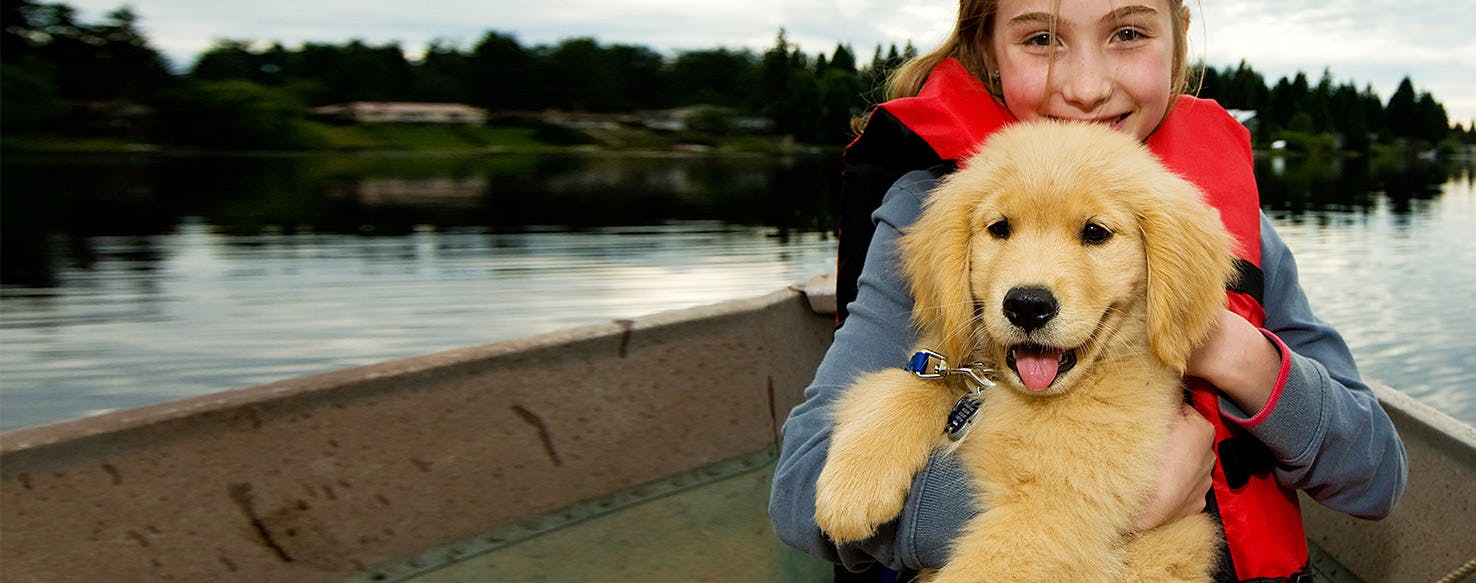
left=1133, top=403, right=1216, bottom=532
left=1185, top=309, right=1281, bottom=416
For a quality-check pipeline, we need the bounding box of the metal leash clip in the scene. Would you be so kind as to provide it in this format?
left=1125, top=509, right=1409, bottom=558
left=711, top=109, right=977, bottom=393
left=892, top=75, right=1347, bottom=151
left=904, top=349, right=997, bottom=444
left=904, top=349, right=997, bottom=392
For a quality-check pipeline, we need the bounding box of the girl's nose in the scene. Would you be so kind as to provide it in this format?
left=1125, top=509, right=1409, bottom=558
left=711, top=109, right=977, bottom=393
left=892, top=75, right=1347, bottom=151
left=1059, top=50, right=1113, bottom=112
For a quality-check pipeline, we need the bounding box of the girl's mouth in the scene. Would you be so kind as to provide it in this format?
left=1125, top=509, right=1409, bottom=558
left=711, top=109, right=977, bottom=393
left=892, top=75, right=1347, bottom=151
left=1050, top=113, right=1130, bottom=130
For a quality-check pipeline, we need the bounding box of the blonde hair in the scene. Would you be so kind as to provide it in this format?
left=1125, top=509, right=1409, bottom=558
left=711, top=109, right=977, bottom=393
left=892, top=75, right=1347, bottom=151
left=886, top=0, right=1192, bottom=101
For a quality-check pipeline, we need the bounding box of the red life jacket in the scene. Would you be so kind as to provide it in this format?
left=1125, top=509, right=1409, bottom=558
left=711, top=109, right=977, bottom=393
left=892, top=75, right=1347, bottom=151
left=839, top=58, right=1309, bottom=581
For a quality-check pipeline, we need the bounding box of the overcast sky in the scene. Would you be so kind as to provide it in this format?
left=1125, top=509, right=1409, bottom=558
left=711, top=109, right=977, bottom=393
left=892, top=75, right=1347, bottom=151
left=68, top=0, right=1476, bottom=123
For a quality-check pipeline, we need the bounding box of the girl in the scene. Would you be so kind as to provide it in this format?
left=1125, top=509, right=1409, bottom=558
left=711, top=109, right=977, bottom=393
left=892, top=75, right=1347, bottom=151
left=769, top=0, right=1407, bottom=581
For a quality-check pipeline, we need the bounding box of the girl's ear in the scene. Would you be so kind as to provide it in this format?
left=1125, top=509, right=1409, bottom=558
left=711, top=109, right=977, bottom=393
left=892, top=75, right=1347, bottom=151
left=1137, top=176, right=1237, bottom=371
left=899, top=175, right=982, bottom=364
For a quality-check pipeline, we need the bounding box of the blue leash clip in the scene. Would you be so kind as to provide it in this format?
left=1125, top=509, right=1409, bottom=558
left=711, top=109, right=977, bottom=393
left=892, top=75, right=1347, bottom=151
left=906, top=350, right=947, bottom=378
left=905, top=350, right=996, bottom=442
left=904, top=350, right=997, bottom=390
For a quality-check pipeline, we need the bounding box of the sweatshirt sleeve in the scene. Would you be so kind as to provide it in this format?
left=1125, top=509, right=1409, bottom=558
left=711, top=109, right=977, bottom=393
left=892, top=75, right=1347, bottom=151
left=1216, top=213, right=1408, bottom=519
left=769, top=170, right=974, bottom=571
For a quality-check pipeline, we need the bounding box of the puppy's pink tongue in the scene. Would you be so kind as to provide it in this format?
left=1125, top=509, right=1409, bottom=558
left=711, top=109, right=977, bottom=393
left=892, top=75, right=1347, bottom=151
left=1016, top=349, right=1062, bottom=391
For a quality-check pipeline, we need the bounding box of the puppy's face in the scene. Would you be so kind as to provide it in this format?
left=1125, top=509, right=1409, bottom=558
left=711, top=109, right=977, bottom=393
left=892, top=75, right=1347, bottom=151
left=966, top=175, right=1148, bottom=395
left=901, top=121, right=1234, bottom=398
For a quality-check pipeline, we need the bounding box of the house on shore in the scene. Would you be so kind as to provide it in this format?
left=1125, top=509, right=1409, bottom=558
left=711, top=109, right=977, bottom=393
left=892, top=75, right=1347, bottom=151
left=1226, top=109, right=1259, bottom=134
left=312, top=102, right=488, bottom=125
left=539, top=106, right=775, bottom=134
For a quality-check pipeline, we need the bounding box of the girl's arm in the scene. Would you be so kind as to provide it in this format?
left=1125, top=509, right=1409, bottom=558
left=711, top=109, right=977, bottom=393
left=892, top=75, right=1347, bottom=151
left=1207, top=213, right=1408, bottom=518
left=769, top=170, right=973, bottom=571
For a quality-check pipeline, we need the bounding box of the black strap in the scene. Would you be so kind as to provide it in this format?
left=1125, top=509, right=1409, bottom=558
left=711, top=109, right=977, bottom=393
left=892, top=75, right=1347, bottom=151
left=1217, top=436, right=1276, bottom=490
left=1229, top=258, right=1265, bottom=305
left=837, top=107, right=945, bottom=325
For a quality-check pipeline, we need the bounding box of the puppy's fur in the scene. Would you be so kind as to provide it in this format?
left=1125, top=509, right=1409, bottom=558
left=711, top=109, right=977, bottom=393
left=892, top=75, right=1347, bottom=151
left=815, top=121, right=1235, bottom=582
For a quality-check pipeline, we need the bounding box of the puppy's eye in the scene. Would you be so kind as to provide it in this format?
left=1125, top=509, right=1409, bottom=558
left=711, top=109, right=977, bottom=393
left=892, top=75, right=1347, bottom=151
left=1081, top=223, right=1112, bottom=245
left=987, top=219, right=1011, bottom=239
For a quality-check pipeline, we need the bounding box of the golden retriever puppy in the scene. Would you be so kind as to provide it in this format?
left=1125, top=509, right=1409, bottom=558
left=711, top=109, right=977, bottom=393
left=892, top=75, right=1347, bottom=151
left=814, top=120, right=1235, bottom=582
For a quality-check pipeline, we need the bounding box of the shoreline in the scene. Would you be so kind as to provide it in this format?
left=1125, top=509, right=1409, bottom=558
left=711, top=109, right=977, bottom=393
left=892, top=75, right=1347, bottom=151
left=0, top=123, right=839, bottom=158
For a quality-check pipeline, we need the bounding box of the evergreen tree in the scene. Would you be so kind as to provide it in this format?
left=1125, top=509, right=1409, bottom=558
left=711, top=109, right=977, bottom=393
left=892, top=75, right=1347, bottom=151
left=467, top=31, right=532, bottom=110
left=1222, top=60, right=1268, bottom=112
left=412, top=39, right=472, bottom=103
left=1194, top=63, right=1220, bottom=99
left=286, top=40, right=414, bottom=104
left=1412, top=91, right=1449, bottom=143
left=88, top=8, right=172, bottom=98
left=606, top=43, right=670, bottom=111
left=193, top=40, right=264, bottom=82
left=1308, top=69, right=1335, bottom=133
left=3, top=2, right=170, bottom=102
left=1386, top=77, right=1419, bottom=140
left=774, top=43, right=822, bottom=140
left=669, top=48, right=759, bottom=108
left=817, top=45, right=864, bottom=144
left=829, top=44, right=857, bottom=73
left=860, top=44, right=900, bottom=103
left=1361, top=85, right=1389, bottom=140
left=757, top=30, right=790, bottom=109
left=1330, top=82, right=1370, bottom=152
left=539, top=38, right=610, bottom=111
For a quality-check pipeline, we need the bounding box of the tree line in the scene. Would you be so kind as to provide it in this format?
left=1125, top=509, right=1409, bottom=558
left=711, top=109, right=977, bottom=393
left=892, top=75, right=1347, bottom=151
left=3, top=0, right=1471, bottom=151
left=1198, top=61, right=1456, bottom=152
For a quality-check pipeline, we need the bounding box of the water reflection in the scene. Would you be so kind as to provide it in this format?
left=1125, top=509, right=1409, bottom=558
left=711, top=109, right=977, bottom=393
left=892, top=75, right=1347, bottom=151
left=1, top=152, right=841, bottom=287
left=0, top=152, right=843, bottom=431
left=1256, top=152, right=1457, bottom=219
left=1260, top=156, right=1475, bottom=428
left=2, top=151, right=1473, bottom=431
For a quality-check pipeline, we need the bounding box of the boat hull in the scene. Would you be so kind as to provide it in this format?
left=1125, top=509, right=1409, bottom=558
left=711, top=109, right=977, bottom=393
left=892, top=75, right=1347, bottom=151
left=3, top=274, right=1472, bottom=582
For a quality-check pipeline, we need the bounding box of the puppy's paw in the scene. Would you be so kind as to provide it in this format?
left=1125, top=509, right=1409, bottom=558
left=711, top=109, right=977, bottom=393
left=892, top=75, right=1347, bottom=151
left=814, top=371, right=946, bottom=544
left=814, top=461, right=910, bottom=544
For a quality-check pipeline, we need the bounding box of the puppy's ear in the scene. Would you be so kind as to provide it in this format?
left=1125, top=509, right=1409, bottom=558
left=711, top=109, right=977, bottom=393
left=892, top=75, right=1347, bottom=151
left=1137, top=177, right=1237, bottom=371
left=899, top=175, right=982, bottom=364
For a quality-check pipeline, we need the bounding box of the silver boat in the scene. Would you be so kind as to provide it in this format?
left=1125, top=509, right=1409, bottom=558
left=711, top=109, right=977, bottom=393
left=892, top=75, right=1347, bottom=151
left=3, top=275, right=1472, bottom=582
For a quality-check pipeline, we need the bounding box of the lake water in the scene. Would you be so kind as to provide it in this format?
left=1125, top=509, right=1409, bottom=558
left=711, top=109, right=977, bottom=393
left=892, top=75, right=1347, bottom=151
left=1260, top=158, right=1476, bottom=426
left=1, top=152, right=1472, bottom=432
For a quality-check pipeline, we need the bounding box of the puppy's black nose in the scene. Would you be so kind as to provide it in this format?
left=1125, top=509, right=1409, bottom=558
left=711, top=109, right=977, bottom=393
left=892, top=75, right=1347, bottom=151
left=1003, top=286, right=1058, bottom=331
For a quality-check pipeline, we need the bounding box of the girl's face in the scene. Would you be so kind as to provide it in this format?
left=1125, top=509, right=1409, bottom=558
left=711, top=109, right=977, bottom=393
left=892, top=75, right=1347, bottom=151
left=990, top=0, right=1180, bottom=141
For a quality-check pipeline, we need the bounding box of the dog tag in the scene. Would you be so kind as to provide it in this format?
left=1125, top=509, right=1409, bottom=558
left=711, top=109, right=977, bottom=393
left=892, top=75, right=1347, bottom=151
left=944, top=393, right=983, bottom=442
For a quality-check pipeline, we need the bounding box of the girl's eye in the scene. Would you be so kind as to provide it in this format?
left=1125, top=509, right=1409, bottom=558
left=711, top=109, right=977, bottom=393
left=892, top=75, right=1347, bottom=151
left=1023, top=32, right=1055, bottom=47
left=1081, top=223, right=1112, bottom=245
left=987, top=219, right=1012, bottom=239
left=1112, top=27, right=1147, bottom=43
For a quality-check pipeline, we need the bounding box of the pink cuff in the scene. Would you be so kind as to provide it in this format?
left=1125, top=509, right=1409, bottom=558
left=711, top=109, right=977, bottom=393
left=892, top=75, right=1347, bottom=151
left=1233, top=329, right=1291, bottom=428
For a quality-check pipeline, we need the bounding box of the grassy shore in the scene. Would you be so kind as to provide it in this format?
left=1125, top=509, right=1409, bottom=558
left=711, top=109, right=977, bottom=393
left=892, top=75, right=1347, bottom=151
left=13, top=122, right=1459, bottom=159
left=1, top=121, right=825, bottom=155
